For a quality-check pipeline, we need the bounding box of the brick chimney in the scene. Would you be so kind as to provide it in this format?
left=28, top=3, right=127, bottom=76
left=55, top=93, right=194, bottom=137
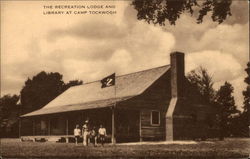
left=166, top=51, right=185, bottom=141
left=170, top=52, right=185, bottom=98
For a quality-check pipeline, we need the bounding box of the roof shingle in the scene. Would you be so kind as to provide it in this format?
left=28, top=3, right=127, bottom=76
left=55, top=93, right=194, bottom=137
left=22, top=65, right=170, bottom=117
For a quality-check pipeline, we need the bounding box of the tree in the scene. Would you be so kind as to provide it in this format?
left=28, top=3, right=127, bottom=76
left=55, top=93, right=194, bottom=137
left=64, top=80, right=83, bottom=90
left=243, top=62, right=250, bottom=114
left=229, top=113, right=248, bottom=137
left=20, top=71, right=65, bottom=114
left=239, top=61, right=250, bottom=137
left=20, top=71, right=83, bottom=115
left=0, top=94, right=19, bottom=137
left=187, top=67, right=215, bottom=103
left=131, top=0, right=232, bottom=25
left=20, top=71, right=83, bottom=114
left=216, top=82, right=239, bottom=137
left=0, top=72, right=83, bottom=137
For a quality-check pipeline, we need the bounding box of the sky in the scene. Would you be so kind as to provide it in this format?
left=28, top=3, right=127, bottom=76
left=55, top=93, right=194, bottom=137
left=1, top=1, right=249, bottom=111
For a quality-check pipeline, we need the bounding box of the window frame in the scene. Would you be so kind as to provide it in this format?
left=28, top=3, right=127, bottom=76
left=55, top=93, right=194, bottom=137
left=151, top=110, right=160, bottom=126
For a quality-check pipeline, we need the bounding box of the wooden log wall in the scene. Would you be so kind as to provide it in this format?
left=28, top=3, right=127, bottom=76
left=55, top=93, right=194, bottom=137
left=140, top=109, right=165, bottom=140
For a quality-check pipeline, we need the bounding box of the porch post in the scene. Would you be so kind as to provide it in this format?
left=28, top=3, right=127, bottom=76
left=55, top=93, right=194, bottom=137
left=139, top=111, right=142, bottom=142
left=66, top=119, right=69, bottom=135
left=66, top=118, right=69, bottom=143
left=32, top=119, right=35, bottom=136
left=19, top=118, right=21, bottom=138
left=111, top=107, right=116, bottom=144
left=48, top=118, right=51, bottom=136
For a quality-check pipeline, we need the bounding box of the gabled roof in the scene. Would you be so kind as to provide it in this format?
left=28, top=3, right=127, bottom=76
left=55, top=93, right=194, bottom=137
left=22, top=65, right=170, bottom=117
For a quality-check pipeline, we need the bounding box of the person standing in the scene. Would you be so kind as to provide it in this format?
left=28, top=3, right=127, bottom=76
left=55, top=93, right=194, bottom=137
left=90, top=126, right=97, bottom=147
left=98, top=124, right=107, bottom=146
left=74, top=125, right=81, bottom=145
left=82, top=120, right=89, bottom=146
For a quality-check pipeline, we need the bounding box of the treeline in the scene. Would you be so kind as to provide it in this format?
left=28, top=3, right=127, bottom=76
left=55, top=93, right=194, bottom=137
left=187, top=65, right=249, bottom=138
left=0, top=71, right=83, bottom=137
left=0, top=62, right=249, bottom=138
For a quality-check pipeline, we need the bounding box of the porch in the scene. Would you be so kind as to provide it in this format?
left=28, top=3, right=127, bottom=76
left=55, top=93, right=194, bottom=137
left=20, top=107, right=140, bottom=143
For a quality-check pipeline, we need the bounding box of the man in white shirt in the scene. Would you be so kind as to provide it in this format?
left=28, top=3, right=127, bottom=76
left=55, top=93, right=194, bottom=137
left=74, top=125, right=81, bottom=145
left=98, top=124, right=107, bottom=146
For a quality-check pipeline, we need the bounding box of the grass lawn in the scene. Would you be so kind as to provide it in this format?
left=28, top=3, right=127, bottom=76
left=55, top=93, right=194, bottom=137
left=0, top=138, right=249, bottom=159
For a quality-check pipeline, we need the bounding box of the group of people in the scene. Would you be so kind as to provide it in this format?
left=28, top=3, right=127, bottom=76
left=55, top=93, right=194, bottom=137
left=74, top=120, right=107, bottom=146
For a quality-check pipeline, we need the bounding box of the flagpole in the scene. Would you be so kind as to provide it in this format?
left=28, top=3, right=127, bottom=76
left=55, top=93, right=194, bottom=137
left=114, top=73, right=117, bottom=103
left=112, top=73, right=116, bottom=144
left=101, top=73, right=116, bottom=144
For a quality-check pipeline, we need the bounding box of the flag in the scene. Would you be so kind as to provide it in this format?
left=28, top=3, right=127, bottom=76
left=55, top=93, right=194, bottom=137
left=101, top=73, right=115, bottom=88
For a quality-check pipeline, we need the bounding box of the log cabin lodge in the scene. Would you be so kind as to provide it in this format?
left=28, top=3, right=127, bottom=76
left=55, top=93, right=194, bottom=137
left=20, top=52, right=217, bottom=143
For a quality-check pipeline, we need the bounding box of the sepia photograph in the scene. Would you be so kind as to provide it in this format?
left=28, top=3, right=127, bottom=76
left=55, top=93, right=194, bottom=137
left=0, top=0, right=249, bottom=158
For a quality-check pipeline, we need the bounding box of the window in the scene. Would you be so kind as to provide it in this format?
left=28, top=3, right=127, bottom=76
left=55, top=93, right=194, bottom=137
left=41, top=120, right=47, bottom=130
left=151, top=111, right=160, bottom=126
